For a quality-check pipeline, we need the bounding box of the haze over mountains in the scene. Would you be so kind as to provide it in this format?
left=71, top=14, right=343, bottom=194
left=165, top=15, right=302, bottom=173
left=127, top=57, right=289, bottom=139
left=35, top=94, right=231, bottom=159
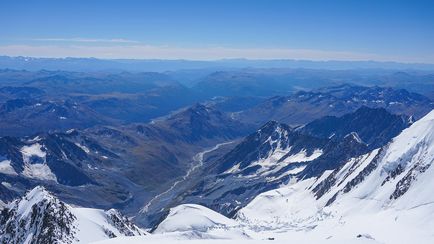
left=0, top=56, right=433, bottom=243
left=2, top=56, right=434, bottom=72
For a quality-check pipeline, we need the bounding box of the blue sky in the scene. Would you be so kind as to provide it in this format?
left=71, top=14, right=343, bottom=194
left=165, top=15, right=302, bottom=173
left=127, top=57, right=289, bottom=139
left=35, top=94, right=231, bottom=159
left=0, top=0, right=433, bottom=62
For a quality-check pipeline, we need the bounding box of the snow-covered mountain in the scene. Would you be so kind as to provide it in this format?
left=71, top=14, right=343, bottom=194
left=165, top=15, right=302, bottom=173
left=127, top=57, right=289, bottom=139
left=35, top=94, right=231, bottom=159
left=235, top=108, right=434, bottom=243
left=97, top=109, right=434, bottom=244
left=149, top=107, right=410, bottom=223
left=0, top=186, right=147, bottom=243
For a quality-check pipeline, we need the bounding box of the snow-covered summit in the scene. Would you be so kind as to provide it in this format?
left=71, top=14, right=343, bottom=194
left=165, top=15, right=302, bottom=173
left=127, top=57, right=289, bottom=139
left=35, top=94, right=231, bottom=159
left=154, top=204, right=249, bottom=240
left=155, top=204, right=238, bottom=233
left=0, top=186, right=147, bottom=244
left=0, top=186, right=76, bottom=244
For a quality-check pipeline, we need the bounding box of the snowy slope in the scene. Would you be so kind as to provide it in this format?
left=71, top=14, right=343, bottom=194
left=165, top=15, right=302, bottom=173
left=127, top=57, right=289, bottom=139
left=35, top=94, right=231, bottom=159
left=155, top=204, right=239, bottom=233
left=153, top=204, right=249, bottom=240
left=99, top=109, right=434, bottom=244
left=70, top=207, right=147, bottom=243
left=0, top=186, right=147, bottom=243
left=92, top=236, right=378, bottom=244
left=236, top=109, right=434, bottom=243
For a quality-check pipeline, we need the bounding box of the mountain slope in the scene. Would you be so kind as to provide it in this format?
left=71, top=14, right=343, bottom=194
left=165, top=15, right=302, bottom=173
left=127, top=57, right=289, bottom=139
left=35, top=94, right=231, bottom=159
left=120, top=109, right=434, bottom=244
left=181, top=121, right=326, bottom=213
left=0, top=103, right=252, bottom=228
left=299, top=106, right=411, bottom=149
left=0, top=186, right=147, bottom=243
left=237, top=84, right=433, bottom=126
left=236, top=109, right=434, bottom=243
left=0, top=98, right=110, bottom=137
left=155, top=107, right=408, bottom=220
left=138, top=103, right=250, bottom=143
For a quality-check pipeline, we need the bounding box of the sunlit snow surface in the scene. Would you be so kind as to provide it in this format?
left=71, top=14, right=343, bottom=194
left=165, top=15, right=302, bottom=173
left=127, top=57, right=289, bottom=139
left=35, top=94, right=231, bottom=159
left=95, top=110, right=434, bottom=244
left=20, top=143, right=46, bottom=160
left=19, top=143, right=58, bottom=181
left=0, top=160, right=17, bottom=175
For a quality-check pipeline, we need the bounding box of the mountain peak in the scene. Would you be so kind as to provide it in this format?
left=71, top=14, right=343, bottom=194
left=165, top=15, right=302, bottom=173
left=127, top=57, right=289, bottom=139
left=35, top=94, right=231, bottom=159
left=0, top=186, right=77, bottom=244
left=301, top=105, right=411, bottom=149
left=0, top=186, right=147, bottom=243
left=187, top=103, right=212, bottom=115
left=258, top=120, right=291, bottom=135
left=21, top=185, right=52, bottom=202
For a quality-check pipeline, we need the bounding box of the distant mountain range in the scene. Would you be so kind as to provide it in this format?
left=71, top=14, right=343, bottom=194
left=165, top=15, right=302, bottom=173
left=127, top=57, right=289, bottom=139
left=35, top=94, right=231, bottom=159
left=0, top=69, right=432, bottom=138
left=236, top=84, right=433, bottom=126
left=2, top=56, right=434, bottom=72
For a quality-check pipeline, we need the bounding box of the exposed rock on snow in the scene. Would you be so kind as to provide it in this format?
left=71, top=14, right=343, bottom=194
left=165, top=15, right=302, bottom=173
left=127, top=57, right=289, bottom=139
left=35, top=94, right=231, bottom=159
left=0, top=186, right=147, bottom=243
left=236, top=109, right=434, bottom=244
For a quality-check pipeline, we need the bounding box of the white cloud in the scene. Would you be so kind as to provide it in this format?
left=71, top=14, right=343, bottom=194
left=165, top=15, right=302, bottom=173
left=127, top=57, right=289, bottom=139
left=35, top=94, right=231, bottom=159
left=0, top=44, right=431, bottom=63
left=29, top=37, right=139, bottom=44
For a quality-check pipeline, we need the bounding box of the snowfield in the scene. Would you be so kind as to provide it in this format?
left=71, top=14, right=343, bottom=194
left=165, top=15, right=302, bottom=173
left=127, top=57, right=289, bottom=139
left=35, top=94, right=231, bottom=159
left=72, top=208, right=146, bottom=243
left=92, top=236, right=379, bottom=244
left=154, top=204, right=239, bottom=233
left=0, top=160, right=17, bottom=175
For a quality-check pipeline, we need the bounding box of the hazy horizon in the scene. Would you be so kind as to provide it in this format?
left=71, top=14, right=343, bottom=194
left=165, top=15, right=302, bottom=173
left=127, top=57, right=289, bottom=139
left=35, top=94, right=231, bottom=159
left=1, top=1, right=433, bottom=63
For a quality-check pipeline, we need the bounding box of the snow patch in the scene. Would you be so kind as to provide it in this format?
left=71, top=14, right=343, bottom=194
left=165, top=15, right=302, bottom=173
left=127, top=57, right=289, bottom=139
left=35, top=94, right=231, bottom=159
left=284, top=149, right=323, bottom=163
left=22, top=163, right=57, bottom=182
left=20, top=143, right=46, bottom=163
left=0, top=160, right=17, bottom=175
left=75, top=142, right=90, bottom=153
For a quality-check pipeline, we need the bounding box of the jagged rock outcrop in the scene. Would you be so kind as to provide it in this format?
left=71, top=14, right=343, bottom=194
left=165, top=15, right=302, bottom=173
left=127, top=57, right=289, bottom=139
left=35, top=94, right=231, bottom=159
left=0, top=186, right=147, bottom=244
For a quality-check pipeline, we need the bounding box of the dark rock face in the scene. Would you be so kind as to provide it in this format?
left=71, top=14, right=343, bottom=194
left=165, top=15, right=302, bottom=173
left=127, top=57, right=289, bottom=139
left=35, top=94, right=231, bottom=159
left=0, top=187, right=77, bottom=244
left=105, top=209, right=145, bottom=237
left=147, top=103, right=252, bottom=143
left=0, top=132, right=98, bottom=187
left=0, top=184, right=17, bottom=204
left=0, top=86, right=45, bottom=100
left=0, top=99, right=109, bottom=137
left=237, top=84, right=433, bottom=126
left=0, top=99, right=35, bottom=114
left=0, top=187, right=147, bottom=243
left=299, top=133, right=369, bottom=179
left=212, top=121, right=328, bottom=174
left=390, top=160, right=432, bottom=200
left=300, top=106, right=411, bottom=149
